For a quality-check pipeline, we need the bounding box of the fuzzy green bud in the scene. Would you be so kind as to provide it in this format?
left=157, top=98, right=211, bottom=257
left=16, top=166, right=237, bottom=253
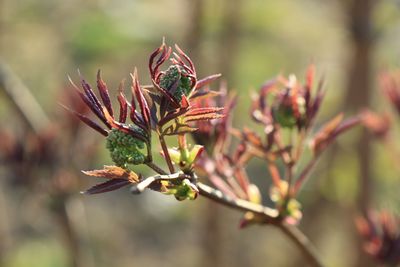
left=272, top=94, right=306, bottom=128
left=106, top=128, right=146, bottom=168
left=162, top=179, right=198, bottom=201
left=159, top=65, right=192, bottom=102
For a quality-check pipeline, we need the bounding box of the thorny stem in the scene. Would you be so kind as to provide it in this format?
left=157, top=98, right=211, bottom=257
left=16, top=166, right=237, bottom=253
left=158, top=133, right=175, bottom=173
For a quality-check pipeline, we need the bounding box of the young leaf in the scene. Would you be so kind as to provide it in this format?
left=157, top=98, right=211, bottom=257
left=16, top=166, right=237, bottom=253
left=82, top=179, right=132, bottom=194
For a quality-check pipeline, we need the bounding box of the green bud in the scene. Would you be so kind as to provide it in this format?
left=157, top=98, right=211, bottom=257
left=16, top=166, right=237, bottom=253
left=174, top=179, right=198, bottom=201
left=162, top=179, right=198, bottom=201
left=272, top=94, right=306, bottom=128
left=159, top=65, right=192, bottom=102
left=106, top=128, right=146, bottom=168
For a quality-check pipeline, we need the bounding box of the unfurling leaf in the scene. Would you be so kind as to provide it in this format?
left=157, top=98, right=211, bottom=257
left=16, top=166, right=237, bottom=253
left=310, top=113, right=343, bottom=155
left=310, top=114, right=361, bottom=155
left=188, top=145, right=204, bottom=164
left=82, top=179, right=132, bottom=194
left=81, top=166, right=140, bottom=194
left=82, top=165, right=139, bottom=183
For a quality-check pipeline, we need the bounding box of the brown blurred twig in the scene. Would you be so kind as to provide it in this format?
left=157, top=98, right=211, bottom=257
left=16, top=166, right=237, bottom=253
left=0, top=61, right=50, bottom=132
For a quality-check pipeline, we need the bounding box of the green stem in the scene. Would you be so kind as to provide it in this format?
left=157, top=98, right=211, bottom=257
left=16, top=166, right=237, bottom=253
left=159, top=134, right=175, bottom=173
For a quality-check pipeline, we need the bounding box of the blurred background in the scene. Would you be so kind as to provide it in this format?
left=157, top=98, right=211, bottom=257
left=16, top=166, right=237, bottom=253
left=1, top=0, right=400, bottom=266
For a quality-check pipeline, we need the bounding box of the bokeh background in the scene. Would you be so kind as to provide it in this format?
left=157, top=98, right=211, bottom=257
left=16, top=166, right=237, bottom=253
left=1, top=0, right=400, bottom=266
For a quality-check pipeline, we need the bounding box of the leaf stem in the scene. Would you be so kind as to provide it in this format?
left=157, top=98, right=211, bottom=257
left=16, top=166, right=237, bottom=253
left=158, top=132, right=175, bottom=173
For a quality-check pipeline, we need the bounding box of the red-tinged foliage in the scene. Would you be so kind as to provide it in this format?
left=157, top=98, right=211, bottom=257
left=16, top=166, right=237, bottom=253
left=360, top=110, right=391, bottom=139
left=356, top=211, right=400, bottom=266
left=380, top=71, right=400, bottom=115
left=310, top=114, right=361, bottom=156
left=81, top=166, right=140, bottom=194
left=82, top=179, right=133, bottom=195
left=82, top=165, right=139, bottom=182
left=192, top=67, right=360, bottom=226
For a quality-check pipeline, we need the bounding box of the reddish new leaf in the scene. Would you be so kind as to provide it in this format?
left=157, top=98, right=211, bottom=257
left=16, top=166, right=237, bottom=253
left=117, top=82, right=128, bottom=123
left=310, top=113, right=343, bottom=155
left=97, top=70, right=113, bottom=117
left=195, top=74, right=222, bottom=90
left=82, top=165, right=139, bottom=183
left=82, top=179, right=132, bottom=194
left=186, top=107, right=224, bottom=117
left=185, top=113, right=225, bottom=122
left=131, top=70, right=151, bottom=128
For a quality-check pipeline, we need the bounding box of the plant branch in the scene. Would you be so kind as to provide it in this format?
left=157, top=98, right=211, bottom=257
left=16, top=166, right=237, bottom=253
left=145, top=161, right=168, bottom=175
left=293, top=156, right=320, bottom=194
left=0, top=61, right=50, bottom=133
left=197, top=181, right=324, bottom=267
left=197, top=182, right=279, bottom=223
left=158, top=133, right=175, bottom=173
left=278, top=223, right=324, bottom=267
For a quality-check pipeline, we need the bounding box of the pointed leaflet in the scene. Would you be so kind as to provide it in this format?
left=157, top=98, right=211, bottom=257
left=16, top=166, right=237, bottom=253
left=195, top=74, right=222, bottom=90
left=141, top=88, right=159, bottom=128
left=304, top=64, right=315, bottom=111
left=69, top=76, right=110, bottom=128
left=97, top=70, right=113, bottom=117
left=149, top=41, right=171, bottom=77
left=80, top=77, right=104, bottom=117
left=184, top=113, right=225, bottom=122
left=190, top=89, right=221, bottom=101
left=60, top=104, right=108, bottom=136
left=117, top=81, right=128, bottom=123
left=310, top=113, right=343, bottom=155
left=174, top=44, right=196, bottom=75
left=102, top=107, right=148, bottom=142
left=163, top=124, right=198, bottom=136
left=180, top=95, right=189, bottom=109
left=131, top=70, right=151, bottom=129
left=82, top=165, right=139, bottom=183
left=185, top=107, right=224, bottom=117
left=259, top=79, right=277, bottom=111
left=155, top=83, right=180, bottom=109
left=158, top=108, right=189, bottom=127
left=308, top=79, right=325, bottom=124
left=82, top=179, right=132, bottom=194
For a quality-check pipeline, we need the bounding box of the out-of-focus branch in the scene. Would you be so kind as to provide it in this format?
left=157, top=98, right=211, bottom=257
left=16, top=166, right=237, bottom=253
left=0, top=61, right=50, bottom=133
left=197, top=182, right=278, bottom=221
left=278, top=223, right=324, bottom=267
left=197, top=182, right=324, bottom=267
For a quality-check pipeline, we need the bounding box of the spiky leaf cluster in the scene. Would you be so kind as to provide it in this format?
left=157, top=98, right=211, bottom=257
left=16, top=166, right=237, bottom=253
left=106, top=128, right=146, bottom=167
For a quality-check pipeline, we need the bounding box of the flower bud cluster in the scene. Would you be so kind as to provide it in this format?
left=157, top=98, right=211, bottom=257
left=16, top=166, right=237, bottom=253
left=159, top=65, right=192, bottom=102
left=106, top=128, right=146, bottom=167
